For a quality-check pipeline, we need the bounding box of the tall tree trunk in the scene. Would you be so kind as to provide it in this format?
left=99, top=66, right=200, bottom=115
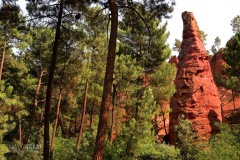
left=76, top=79, right=89, bottom=150
left=0, top=41, right=6, bottom=80
left=110, top=84, right=116, bottom=144
left=24, top=69, right=44, bottom=144
left=49, top=89, right=62, bottom=158
left=44, top=1, right=63, bottom=159
left=90, top=103, right=94, bottom=130
left=19, top=118, right=22, bottom=145
left=93, top=1, right=118, bottom=159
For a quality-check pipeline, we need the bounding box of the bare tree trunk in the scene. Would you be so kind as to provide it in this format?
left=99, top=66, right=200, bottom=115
left=0, top=41, right=6, bottom=80
left=34, top=70, right=45, bottom=108
left=110, top=84, right=116, bottom=144
left=93, top=0, right=118, bottom=159
left=24, top=69, right=45, bottom=144
left=44, top=1, right=63, bottom=159
left=76, top=80, right=89, bottom=150
left=19, top=118, right=22, bottom=145
left=90, top=104, right=94, bottom=130
left=49, top=89, right=62, bottom=158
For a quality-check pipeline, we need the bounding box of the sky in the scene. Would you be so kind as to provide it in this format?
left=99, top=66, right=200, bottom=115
left=166, top=0, right=240, bottom=55
left=17, top=0, right=240, bottom=56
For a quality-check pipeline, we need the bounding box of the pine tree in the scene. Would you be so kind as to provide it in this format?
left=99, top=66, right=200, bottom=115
left=230, top=15, right=240, bottom=34
left=211, top=36, right=221, bottom=55
left=151, top=62, right=176, bottom=137
left=0, top=2, right=25, bottom=80
left=175, top=115, right=202, bottom=160
left=118, top=5, right=172, bottom=72
left=93, top=1, right=175, bottom=158
left=0, top=81, right=23, bottom=159
left=173, top=39, right=182, bottom=53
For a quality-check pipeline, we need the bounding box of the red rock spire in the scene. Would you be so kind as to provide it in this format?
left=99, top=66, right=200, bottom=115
left=169, top=11, right=222, bottom=145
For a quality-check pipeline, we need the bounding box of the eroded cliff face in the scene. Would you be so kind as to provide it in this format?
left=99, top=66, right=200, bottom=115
left=169, top=11, right=222, bottom=145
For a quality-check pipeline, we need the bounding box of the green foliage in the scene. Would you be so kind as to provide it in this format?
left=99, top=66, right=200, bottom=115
left=231, top=15, right=240, bottom=34
left=0, top=81, right=18, bottom=159
left=175, top=117, right=240, bottom=160
left=221, top=33, right=240, bottom=101
left=151, top=62, right=176, bottom=100
left=53, top=137, right=77, bottom=160
left=105, top=87, right=180, bottom=160
left=53, top=128, right=97, bottom=160
left=2, top=1, right=240, bottom=160
left=199, top=30, right=208, bottom=46
left=222, top=33, right=240, bottom=77
left=225, top=76, right=240, bottom=92
left=211, top=36, right=221, bottom=54
left=175, top=115, right=202, bottom=160
left=172, top=39, right=181, bottom=53
left=198, top=124, right=240, bottom=160
left=114, top=55, right=143, bottom=86
left=106, top=118, right=180, bottom=160
left=114, top=54, right=143, bottom=102
left=0, top=143, right=9, bottom=160
left=118, top=5, right=172, bottom=71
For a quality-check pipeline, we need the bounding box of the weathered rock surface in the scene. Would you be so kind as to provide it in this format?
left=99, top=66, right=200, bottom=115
left=210, top=50, right=226, bottom=76
left=169, top=11, right=222, bottom=145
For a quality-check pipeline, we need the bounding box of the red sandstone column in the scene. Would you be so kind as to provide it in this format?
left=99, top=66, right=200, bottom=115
left=169, top=11, right=222, bottom=145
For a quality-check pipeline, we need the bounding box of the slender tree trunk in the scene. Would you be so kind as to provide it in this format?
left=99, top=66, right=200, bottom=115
left=24, top=69, right=45, bottom=144
left=110, top=84, right=116, bottom=144
left=90, top=104, right=94, bottom=130
left=93, top=1, right=118, bottom=159
left=49, top=89, right=62, bottom=158
left=44, top=1, right=63, bottom=159
left=0, top=41, right=6, bottom=80
left=19, top=118, right=22, bottom=145
left=76, top=80, right=89, bottom=150
left=35, top=70, right=45, bottom=108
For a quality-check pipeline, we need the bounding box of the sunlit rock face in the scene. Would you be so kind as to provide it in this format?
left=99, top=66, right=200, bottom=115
left=169, top=11, right=222, bottom=145
left=210, top=50, right=226, bottom=76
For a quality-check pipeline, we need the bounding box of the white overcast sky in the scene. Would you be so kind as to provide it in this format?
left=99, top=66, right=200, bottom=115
left=17, top=0, right=240, bottom=55
left=166, top=0, right=240, bottom=55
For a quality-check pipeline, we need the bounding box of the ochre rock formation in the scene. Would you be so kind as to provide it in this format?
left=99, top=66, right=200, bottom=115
left=210, top=51, right=240, bottom=124
left=169, top=11, right=222, bottom=145
left=210, top=50, right=226, bottom=76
